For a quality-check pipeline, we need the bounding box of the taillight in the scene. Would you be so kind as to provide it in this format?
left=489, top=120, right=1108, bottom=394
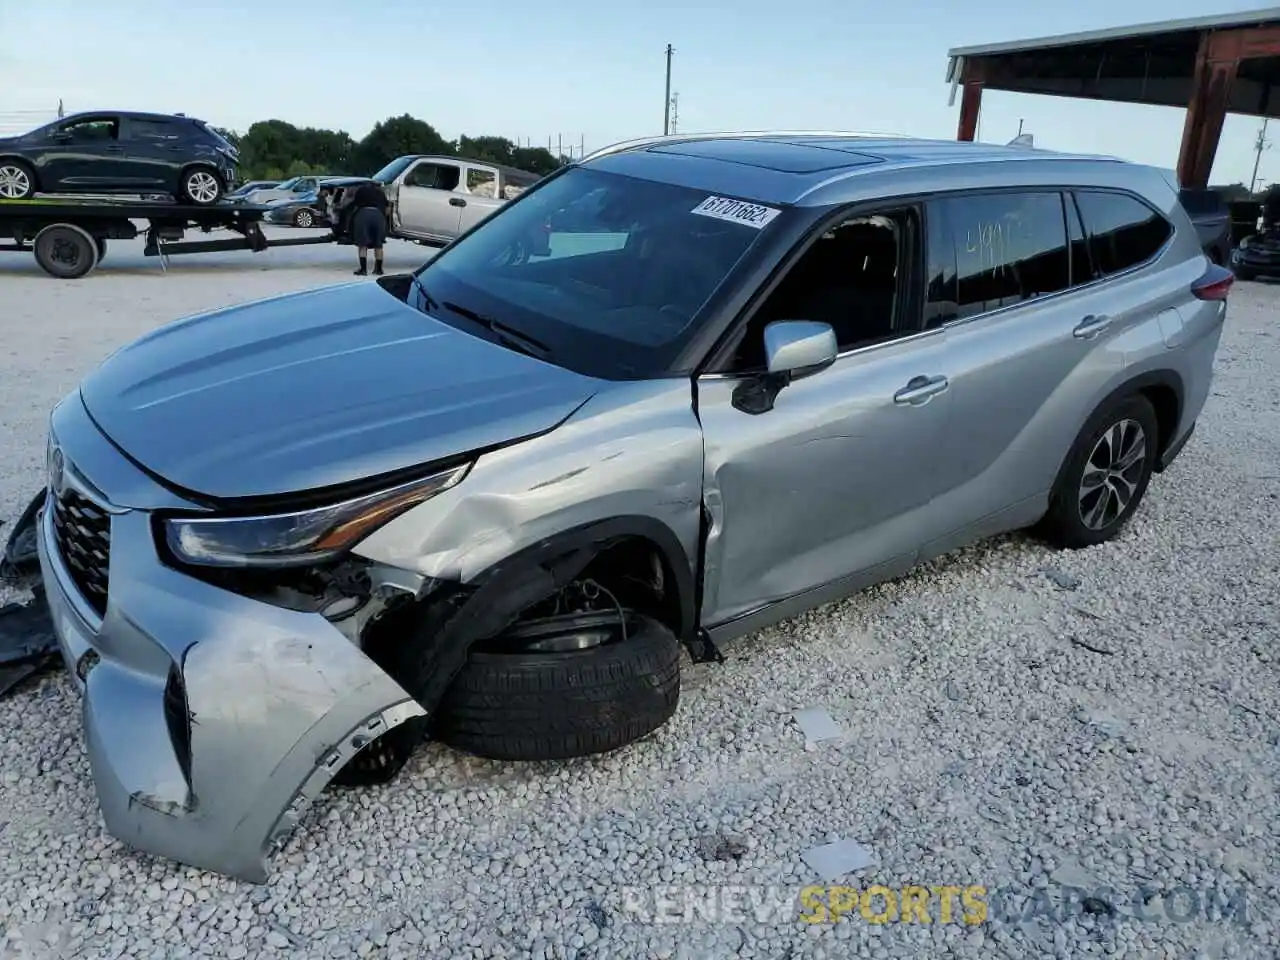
left=1192, top=262, right=1234, bottom=301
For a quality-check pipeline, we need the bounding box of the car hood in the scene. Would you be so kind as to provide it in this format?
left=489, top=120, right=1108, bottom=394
left=79, top=281, right=601, bottom=501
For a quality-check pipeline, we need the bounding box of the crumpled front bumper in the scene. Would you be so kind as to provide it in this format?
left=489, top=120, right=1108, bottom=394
left=37, top=395, right=424, bottom=882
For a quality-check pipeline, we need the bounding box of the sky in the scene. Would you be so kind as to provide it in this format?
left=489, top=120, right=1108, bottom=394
left=0, top=0, right=1276, bottom=186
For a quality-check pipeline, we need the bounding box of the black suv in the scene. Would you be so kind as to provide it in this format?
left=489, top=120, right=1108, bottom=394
left=0, top=111, right=239, bottom=206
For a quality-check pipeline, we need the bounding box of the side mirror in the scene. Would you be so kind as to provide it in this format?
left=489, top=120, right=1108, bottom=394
left=763, top=320, right=838, bottom=377
left=732, top=320, right=838, bottom=415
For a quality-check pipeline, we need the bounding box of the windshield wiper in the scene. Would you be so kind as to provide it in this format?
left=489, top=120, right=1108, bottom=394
left=441, top=300, right=552, bottom=360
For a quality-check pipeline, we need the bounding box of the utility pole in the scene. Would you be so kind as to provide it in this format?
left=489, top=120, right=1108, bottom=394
left=580, top=134, right=585, bottom=157
left=57, top=98, right=64, bottom=118
left=663, top=43, right=674, bottom=135
left=558, top=134, right=563, bottom=159
left=1251, top=118, right=1270, bottom=194
left=669, top=91, right=680, bottom=134
left=1016, top=117, right=1024, bottom=136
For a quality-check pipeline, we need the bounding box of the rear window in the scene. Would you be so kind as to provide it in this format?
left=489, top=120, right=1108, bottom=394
left=415, top=167, right=779, bottom=379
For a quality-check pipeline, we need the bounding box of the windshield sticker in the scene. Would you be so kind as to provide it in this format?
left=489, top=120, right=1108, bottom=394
left=691, top=195, right=781, bottom=229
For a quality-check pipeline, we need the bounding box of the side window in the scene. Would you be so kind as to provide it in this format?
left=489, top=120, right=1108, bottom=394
left=928, top=192, right=1070, bottom=321
left=467, top=168, right=498, bottom=198
left=58, top=117, right=119, bottom=142
left=128, top=119, right=178, bottom=140
left=406, top=163, right=460, bottom=191
left=1074, top=190, right=1172, bottom=277
left=729, top=208, right=917, bottom=371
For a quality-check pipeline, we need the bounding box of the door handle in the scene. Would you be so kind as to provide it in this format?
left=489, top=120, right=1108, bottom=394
left=1073, top=314, right=1112, bottom=339
left=893, top=374, right=949, bottom=405
left=449, top=197, right=467, bottom=207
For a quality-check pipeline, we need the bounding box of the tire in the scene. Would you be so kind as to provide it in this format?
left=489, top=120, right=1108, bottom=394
left=1039, top=394, right=1159, bottom=549
left=0, top=160, right=36, bottom=200
left=1235, top=266, right=1257, bottom=281
left=179, top=167, right=222, bottom=206
left=33, top=223, right=99, bottom=279
left=94, top=237, right=107, bottom=262
left=293, top=207, right=315, bottom=228
left=434, top=612, right=682, bottom=761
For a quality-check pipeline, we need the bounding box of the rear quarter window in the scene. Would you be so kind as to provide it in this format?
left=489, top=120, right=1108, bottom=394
left=1073, top=191, right=1172, bottom=277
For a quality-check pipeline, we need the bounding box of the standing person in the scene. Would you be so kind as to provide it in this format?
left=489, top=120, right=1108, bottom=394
left=350, top=182, right=390, bottom=276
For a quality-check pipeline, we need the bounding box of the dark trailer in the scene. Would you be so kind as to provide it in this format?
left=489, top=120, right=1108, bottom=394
left=946, top=8, right=1280, bottom=187
left=0, top=197, right=335, bottom=279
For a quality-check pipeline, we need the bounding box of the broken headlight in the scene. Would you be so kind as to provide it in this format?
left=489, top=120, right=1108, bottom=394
left=163, top=463, right=470, bottom=568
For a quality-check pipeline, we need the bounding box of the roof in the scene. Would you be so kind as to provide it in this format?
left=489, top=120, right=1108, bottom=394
left=945, top=9, right=1280, bottom=116
left=63, top=110, right=206, bottom=123
left=947, top=8, right=1280, bottom=60
left=397, top=154, right=541, bottom=182
left=585, top=132, right=1123, bottom=206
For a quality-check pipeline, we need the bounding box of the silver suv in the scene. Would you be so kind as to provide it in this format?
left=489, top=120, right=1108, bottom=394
left=36, top=133, right=1231, bottom=881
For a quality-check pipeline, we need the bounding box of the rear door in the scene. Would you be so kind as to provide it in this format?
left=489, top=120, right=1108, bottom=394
left=459, top=163, right=504, bottom=231
left=396, top=159, right=464, bottom=238
left=919, top=188, right=1170, bottom=557
left=118, top=116, right=181, bottom=187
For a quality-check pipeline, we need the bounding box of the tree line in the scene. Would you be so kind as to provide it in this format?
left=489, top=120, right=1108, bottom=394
left=214, top=114, right=570, bottom=183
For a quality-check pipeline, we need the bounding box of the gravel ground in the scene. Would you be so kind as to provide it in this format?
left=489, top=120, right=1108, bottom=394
left=1, top=233, right=1277, bottom=959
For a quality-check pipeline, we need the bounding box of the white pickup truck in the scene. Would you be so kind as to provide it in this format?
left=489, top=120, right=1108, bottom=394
left=370, top=154, right=541, bottom=246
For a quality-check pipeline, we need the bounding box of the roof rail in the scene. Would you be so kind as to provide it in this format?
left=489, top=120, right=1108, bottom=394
left=580, top=129, right=914, bottom=164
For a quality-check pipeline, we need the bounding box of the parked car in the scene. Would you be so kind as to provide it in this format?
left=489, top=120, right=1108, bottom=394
left=241, top=174, right=346, bottom=205
left=371, top=154, right=540, bottom=245
left=225, top=179, right=281, bottom=200
left=35, top=133, right=1230, bottom=881
left=263, top=177, right=379, bottom=228
left=0, top=111, right=238, bottom=205
left=1177, top=188, right=1231, bottom=266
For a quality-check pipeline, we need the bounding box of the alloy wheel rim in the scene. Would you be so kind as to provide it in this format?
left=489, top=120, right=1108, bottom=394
left=1078, top=418, right=1147, bottom=530
left=297, top=210, right=312, bottom=226
left=0, top=165, right=31, bottom=198
left=186, top=171, right=219, bottom=203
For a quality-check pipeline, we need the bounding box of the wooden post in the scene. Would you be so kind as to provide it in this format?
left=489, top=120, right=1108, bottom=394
left=1177, top=31, right=1239, bottom=187
left=956, top=60, right=984, bottom=141
left=957, top=82, right=983, bottom=141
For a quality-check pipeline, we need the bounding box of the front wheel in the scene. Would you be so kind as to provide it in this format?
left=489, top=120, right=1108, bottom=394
left=1038, top=394, right=1159, bottom=549
left=0, top=161, right=36, bottom=200
left=293, top=207, right=315, bottom=228
left=180, top=168, right=222, bottom=206
left=434, top=611, right=682, bottom=761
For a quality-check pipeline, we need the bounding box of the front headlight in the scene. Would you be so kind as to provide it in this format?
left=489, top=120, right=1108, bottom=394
left=163, top=463, right=470, bottom=568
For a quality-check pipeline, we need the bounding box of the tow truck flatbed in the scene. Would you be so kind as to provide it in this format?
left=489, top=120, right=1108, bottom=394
left=0, top=196, right=336, bottom=279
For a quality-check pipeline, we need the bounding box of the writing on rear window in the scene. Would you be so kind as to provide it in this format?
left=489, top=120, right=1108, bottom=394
left=691, top=196, right=781, bottom=229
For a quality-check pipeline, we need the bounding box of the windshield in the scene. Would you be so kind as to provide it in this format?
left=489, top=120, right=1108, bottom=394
left=273, top=177, right=299, bottom=191
left=372, top=156, right=416, bottom=184
left=413, top=166, right=778, bottom=379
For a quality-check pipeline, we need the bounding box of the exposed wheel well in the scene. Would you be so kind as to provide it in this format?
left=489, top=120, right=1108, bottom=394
left=1137, top=382, right=1180, bottom=457
left=545, top=535, right=686, bottom=640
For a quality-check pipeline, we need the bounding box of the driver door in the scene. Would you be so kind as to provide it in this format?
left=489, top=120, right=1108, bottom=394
left=395, top=160, right=464, bottom=238
left=696, top=206, right=955, bottom=627
left=42, top=115, right=127, bottom=189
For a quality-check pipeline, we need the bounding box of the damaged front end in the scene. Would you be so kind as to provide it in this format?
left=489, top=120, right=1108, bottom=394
left=35, top=396, right=438, bottom=882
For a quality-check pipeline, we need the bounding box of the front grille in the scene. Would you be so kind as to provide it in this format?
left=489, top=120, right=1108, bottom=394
left=51, top=488, right=111, bottom=616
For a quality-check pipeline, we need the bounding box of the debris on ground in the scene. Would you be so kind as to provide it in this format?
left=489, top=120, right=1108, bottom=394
left=0, top=587, right=61, bottom=698
left=697, top=832, right=749, bottom=862
left=0, top=490, right=43, bottom=584
left=791, top=707, right=843, bottom=744
left=1042, top=566, right=1082, bottom=591
left=801, top=838, right=877, bottom=881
